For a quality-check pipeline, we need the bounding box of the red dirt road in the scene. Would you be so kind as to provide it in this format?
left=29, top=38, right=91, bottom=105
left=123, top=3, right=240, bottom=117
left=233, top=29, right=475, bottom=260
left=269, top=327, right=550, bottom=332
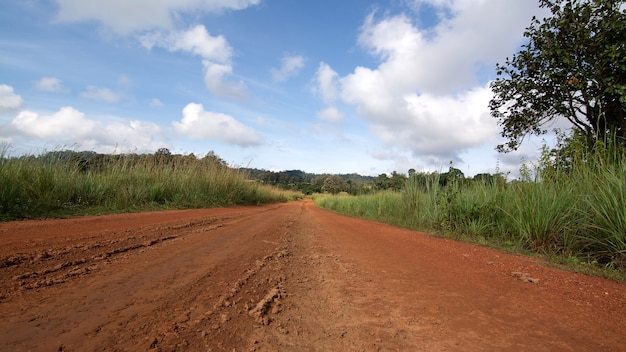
left=1, top=200, right=625, bottom=351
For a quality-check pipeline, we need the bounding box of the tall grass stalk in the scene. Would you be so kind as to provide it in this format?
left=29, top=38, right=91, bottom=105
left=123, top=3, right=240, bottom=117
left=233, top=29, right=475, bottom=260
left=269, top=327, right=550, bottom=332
left=402, top=172, right=441, bottom=229
left=571, top=143, right=626, bottom=268
left=0, top=151, right=297, bottom=220
left=499, top=182, right=576, bottom=252
left=315, top=139, right=626, bottom=272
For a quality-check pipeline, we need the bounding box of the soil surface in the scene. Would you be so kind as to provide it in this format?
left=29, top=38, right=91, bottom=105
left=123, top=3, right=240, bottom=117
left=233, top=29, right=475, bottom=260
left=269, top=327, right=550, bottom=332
left=1, top=200, right=625, bottom=351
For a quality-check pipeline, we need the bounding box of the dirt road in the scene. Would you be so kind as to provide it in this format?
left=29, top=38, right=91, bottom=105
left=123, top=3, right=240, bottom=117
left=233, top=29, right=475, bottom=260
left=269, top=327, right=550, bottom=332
left=1, top=200, right=625, bottom=351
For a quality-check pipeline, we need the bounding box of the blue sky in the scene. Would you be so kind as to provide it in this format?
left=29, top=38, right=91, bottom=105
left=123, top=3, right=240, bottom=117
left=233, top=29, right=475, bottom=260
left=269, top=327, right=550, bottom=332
left=1, top=0, right=551, bottom=177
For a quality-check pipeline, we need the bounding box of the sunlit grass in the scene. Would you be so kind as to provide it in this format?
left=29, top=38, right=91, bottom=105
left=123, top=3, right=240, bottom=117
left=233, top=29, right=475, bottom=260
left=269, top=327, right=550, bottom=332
left=0, top=149, right=299, bottom=220
left=314, top=142, right=626, bottom=279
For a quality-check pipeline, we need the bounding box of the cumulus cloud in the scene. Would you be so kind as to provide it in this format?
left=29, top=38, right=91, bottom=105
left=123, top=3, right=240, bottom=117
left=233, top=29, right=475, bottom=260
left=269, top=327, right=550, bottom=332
left=375, top=85, right=498, bottom=163
left=54, top=0, right=261, bottom=35
left=313, top=62, right=339, bottom=104
left=141, top=25, right=232, bottom=62
left=173, top=103, right=261, bottom=147
left=80, top=85, right=122, bottom=102
left=54, top=1, right=255, bottom=100
left=202, top=61, right=248, bottom=100
left=334, top=0, right=542, bottom=168
left=11, top=107, right=97, bottom=138
left=355, top=1, right=539, bottom=95
left=0, top=84, right=23, bottom=111
left=271, top=55, right=305, bottom=82
left=141, top=25, right=247, bottom=100
left=35, top=77, right=64, bottom=92
left=317, top=106, right=344, bottom=123
left=6, top=107, right=165, bottom=153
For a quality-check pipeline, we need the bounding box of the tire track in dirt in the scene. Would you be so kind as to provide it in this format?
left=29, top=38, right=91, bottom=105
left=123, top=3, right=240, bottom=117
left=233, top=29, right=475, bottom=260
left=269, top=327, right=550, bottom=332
left=1, top=200, right=625, bottom=351
left=0, top=204, right=300, bottom=351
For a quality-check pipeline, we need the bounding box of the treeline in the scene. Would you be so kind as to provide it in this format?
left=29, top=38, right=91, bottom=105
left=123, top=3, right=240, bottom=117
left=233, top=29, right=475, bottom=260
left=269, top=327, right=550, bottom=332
left=239, top=167, right=508, bottom=195
left=239, top=168, right=375, bottom=195
left=370, top=168, right=507, bottom=192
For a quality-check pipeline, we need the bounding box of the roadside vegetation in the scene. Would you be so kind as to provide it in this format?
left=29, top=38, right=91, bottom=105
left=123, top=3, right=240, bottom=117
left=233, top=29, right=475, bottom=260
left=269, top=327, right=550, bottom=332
left=0, top=147, right=301, bottom=221
left=316, top=134, right=626, bottom=280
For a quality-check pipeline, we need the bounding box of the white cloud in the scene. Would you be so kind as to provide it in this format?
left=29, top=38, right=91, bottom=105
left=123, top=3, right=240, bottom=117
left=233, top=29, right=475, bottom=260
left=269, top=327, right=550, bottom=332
left=80, top=86, right=122, bottom=102
left=374, top=85, right=498, bottom=162
left=173, top=103, right=261, bottom=147
left=11, top=107, right=97, bottom=139
left=175, top=26, right=232, bottom=62
left=271, top=55, right=305, bottom=82
left=100, top=119, right=164, bottom=153
left=317, top=106, right=344, bottom=123
left=354, top=1, right=540, bottom=95
left=202, top=61, right=248, bottom=100
left=0, top=84, right=23, bottom=111
left=141, top=25, right=232, bottom=62
left=7, top=107, right=165, bottom=153
left=54, top=0, right=261, bottom=35
left=35, top=77, right=64, bottom=92
left=313, top=62, right=339, bottom=104
left=141, top=25, right=247, bottom=100
left=335, top=0, right=542, bottom=168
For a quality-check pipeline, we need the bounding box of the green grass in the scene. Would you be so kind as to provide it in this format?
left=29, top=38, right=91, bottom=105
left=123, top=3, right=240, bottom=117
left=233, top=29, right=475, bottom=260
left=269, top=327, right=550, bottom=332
left=0, top=150, right=300, bottom=220
left=315, top=143, right=626, bottom=281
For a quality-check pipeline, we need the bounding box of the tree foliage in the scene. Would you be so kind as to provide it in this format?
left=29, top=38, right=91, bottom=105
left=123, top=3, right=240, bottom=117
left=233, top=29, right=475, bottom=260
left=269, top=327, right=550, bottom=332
left=373, top=171, right=407, bottom=191
left=321, top=175, right=348, bottom=194
left=490, top=0, right=626, bottom=152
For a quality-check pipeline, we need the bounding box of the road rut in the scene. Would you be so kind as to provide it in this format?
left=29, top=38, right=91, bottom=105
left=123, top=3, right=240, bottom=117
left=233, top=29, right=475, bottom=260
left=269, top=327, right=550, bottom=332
left=1, top=200, right=625, bottom=351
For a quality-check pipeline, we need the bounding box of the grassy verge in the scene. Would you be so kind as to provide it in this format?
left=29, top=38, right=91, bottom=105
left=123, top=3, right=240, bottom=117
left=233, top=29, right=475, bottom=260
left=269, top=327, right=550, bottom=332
left=0, top=150, right=301, bottom=221
left=314, top=144, right=626, bottom=282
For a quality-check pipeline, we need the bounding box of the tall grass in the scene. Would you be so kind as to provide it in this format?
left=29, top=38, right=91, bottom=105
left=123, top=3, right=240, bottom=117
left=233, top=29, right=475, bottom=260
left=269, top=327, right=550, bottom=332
left=315, top=139, right=626, bottom=272
left=0, top=150, right=298, bottom=220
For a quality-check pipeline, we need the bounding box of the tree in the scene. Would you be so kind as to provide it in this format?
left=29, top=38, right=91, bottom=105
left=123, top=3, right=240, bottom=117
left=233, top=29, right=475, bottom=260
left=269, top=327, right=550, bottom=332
left=439, top=166, right=465, bottom=187
left=154, top=147, right=173, bottom=165
left=489, top=0, right=626, bottom=152
left=373, top=173, right=389, bottom=190
left=321, top=176, right=347, bottom=194
left=202, top=150, right=227, bottom=167
left=389, top=171, right=408, bottom=191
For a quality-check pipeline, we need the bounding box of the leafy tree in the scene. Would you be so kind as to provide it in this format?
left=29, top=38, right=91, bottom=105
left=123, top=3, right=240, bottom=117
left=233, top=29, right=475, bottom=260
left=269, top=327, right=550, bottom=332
left=389, top=171, right=408, bottom=191
left=155, top=147, right=171, bottom=156
left=202, top=150, right=227, bottom=167
left=373, top=173, right=389, bottom=190
left=321, top=176, right=347, bottom=194
left=490, top=0, right=626, bottom=152
left=439, top=166, right=465, bottom=187
left=154, top=147, right=173, bottom=166
left=473, top=173, right=494, bottom=185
